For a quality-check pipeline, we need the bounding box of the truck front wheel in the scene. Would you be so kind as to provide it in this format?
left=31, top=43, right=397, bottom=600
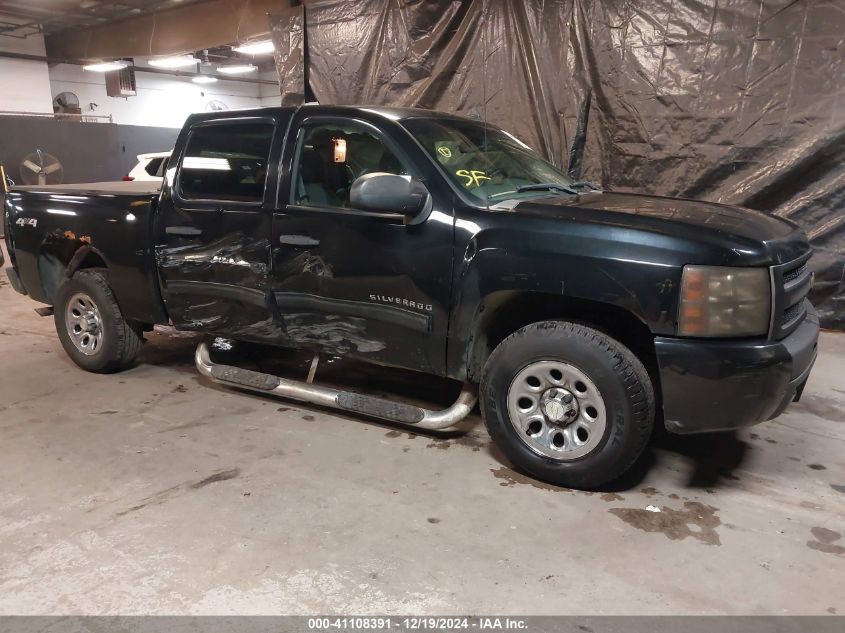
left=480, top=321, right=654, bottom=489
left=54, top=269, right=143, bottom=373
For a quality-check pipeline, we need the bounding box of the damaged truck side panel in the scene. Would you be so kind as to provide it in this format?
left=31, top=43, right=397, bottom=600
left=153, top=113, right=287, bottom=342
left=3, top=104, right=820, bottom=489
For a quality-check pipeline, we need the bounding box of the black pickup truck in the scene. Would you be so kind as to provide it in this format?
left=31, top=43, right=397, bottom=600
left=3, top=105, right=819, bottom=488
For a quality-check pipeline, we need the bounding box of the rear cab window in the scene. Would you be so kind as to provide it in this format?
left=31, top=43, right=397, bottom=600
left=178, top=122, right=274, bottom=203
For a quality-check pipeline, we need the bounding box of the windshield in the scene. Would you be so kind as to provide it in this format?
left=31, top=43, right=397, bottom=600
left=402, top=117, right=573, bottom=204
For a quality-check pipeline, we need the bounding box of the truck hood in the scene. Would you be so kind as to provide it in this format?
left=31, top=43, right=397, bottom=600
left=506, top=191, right=809, bottom=265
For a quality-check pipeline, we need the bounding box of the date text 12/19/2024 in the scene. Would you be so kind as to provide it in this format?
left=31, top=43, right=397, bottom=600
left=307, top=617, right=528, bottom=630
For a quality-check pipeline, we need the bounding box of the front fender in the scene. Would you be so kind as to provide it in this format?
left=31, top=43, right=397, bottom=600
left=446, top=222, right=683, bottom=379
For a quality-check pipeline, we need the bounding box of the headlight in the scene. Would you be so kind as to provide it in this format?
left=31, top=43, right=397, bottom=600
left=678, top=265, right=771, bottom=337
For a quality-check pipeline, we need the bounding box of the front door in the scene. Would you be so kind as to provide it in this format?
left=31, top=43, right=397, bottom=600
left=154, top=114, right=285, bottom=339
left=270, top=115, right=454, bottom=375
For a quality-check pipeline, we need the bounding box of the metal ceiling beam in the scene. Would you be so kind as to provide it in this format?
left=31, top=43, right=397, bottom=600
left=45, top=0, right=283, bottom=59
left=0, top=0, right=212, bottom=36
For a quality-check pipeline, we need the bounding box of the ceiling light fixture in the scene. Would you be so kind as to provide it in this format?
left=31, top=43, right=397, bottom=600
left=148, top=55, right=197, bottom=69
left=192, top=76, right=218, bottom=84
left=217, top=63, right=257, bottom=74
left=233, top=40, right=275, bottom=55
left=82, top=60, right=128, bottom=72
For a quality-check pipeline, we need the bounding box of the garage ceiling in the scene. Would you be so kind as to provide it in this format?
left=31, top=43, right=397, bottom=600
left=0, top=1, right=212, bottom=38
left=0, top=0, right=283, bottom=62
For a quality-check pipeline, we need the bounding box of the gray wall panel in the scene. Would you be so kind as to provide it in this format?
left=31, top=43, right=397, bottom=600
left=0, top=117, right=178, bottom=184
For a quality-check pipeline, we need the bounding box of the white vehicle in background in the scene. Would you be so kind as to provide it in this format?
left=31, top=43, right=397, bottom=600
left=123, top=151, right=171, bottom=182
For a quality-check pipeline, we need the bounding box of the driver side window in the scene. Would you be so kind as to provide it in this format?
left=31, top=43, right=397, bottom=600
left=292, top=122, right=409, bottom=208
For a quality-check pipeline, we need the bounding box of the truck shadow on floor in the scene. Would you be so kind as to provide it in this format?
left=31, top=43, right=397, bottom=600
left=135, top=330, right=750, bottom=493
left=599, top=428, right=750, bottom=493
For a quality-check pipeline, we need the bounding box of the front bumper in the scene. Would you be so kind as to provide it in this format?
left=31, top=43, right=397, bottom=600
left=655, top=302, right=819, bottom=434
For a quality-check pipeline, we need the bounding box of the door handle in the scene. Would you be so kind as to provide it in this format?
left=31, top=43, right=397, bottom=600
left=165, top=226, right=203, bottom=236
left=279, top=234, right=319, bottom=247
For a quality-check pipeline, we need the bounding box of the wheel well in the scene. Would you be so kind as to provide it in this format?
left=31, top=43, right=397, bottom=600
left=37, top=241, right=108, bottom=303
left=67, top=246, right=107, bottom=274
left=466, top=291, right=661, bottom=392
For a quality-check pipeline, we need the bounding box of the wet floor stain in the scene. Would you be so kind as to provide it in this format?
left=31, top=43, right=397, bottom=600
left=831, top=484, right=845, bottom=494
left=600, top=492, right=624, bottom=502
left=156, top=420, right=208, bottom=434
left=172, top=384, right=188, bottom=393
left=427, top=517, right=441, bottom=524
left=190, top=468, right=241, bottom=489
left=384, top=430, right=417, bottom=439
left=302, top=415, right=315, bottom=421
left=808, top=464, right=827, bottom=471
left=115, top=468, right=240, bottom=516
left=490, top=466, right=564, bottom=492
left=457, top=434, right=487, bottom=451
left=277, top=407, right=290, bottom=412
left=609, top=501, right=722, bottom=545
left=807, top=527, right=845, bottom=556
left=425, top=433, right=486, bottom=452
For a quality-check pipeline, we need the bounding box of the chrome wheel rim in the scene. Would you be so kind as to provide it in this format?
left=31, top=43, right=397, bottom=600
left=65, top=292, right=104, bottom=356
left=506, top=360, right=607, bottom=461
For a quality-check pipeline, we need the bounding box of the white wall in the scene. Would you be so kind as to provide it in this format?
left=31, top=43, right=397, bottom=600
left=48, top=64, right=268, bottom=128
left=259, top=70, right=281, bottom=107
left=0, top=17, right=54, bottom=113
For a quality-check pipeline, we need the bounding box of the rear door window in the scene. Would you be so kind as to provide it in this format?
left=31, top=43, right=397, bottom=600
left=178, top=122, right=274, bottom=203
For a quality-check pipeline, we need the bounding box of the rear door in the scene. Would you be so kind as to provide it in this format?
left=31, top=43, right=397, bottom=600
left=154, top=113, right=287, bottom=338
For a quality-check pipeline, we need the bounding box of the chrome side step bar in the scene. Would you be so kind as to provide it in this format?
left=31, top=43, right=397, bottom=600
left=194, top=343, right=477, bottom=431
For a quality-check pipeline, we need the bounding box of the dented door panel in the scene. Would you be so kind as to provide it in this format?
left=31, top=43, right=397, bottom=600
left=156, top=215, right=275, bottom=337
left=154, top=112, right=289, bottom=339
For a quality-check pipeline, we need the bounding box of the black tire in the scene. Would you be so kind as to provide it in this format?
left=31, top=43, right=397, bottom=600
left=54, top=269, right=143, bottom=373
left=480, top=320, right=654, bottom=489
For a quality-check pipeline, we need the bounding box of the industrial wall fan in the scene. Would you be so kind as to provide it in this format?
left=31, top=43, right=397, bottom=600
left=20, top=150, right=64, bottom=186
left=53, top=91, right=81, bottom=114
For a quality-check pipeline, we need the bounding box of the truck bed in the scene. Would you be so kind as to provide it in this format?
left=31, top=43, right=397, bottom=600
left=11, top=181, right=161, bottom=196
left=3, top=180, right=166, bottom=325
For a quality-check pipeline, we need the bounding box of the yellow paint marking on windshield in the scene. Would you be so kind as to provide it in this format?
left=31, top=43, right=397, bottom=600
left=456, top=169, right=490, bottom=188
left=437, top=146, right=452, bottom=158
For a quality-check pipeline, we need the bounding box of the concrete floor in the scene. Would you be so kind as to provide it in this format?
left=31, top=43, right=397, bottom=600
left=1, top=243, right=843, bottom=615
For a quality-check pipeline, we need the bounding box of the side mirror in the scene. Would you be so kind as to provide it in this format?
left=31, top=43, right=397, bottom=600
left=350, top=173, right=429, bottom=220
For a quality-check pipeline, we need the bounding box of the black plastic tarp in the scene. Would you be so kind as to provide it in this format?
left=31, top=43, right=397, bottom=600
left=271, top=0, right=845, bottom=328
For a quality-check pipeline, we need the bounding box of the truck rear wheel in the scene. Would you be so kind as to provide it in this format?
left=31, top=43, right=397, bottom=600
left=54, top=269, right=143, bottom=373
left=480, top=320, right=654, bottom=489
